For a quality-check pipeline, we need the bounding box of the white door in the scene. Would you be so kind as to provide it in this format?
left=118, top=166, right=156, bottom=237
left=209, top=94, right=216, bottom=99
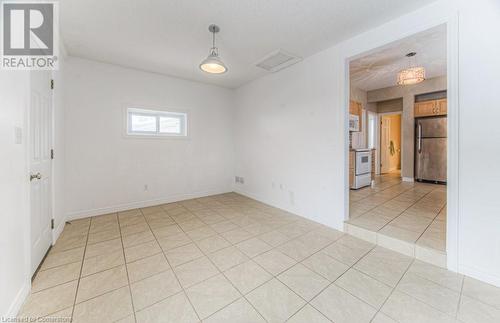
left=30, top=71, right=53, bottom=275
left=380, top=116, right=391, bottom=173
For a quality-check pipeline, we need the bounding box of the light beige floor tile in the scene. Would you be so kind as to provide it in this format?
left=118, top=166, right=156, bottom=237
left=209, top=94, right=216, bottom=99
left=202, top=297, right=265, bottom=323
left=178, top=218, right=206, bottom=232
left=236, top=237, right=272, bottom=258
left=322, top=240, right=371, bottom=267
left=84, top=238, right=122, bottom=259
left=458, top=294, right=500, bottom=323
left=381, top=290, right=456, bottom=323
left=287, top=304, right=331, bottom=323
left=186, top=226, right=217, bottom=241
left=115, top=314, right=136, bottom=323
left=76, top=265, right=129, bottom=303
left=195, top=235, right=231, bottom=254
left=89, top=221, right=118, bottom=234
left=165, top=243, right=204, bottom=267
left=19, top=281, right=78, bottom=318
left=127, top=253, right=170, bottom=283
left=311, top=284, right=376, bottom=323
left=379, top=225, right=422, bottom=243
left=174, top=256, right=220, bottom=288
left=148, top=217, right=176, bottom=229
left=124, top=239, right=162, bottom=263
left=151, top=224, right=183, bottom=239
left=41, top=306, right=73, bottom=322
left=87, top=228, right=121, bottom=245
left=32, top=262, right=81, bottom=292
left=51, top=233, right=88, bottom=252
left=119, top=215, right=146, bottom=227
left=208, top=246, right=249, bottom=271
left=354, top=247, right=413, bottom=287
left=186, top=274, right=240, bottom=319
left=122, top=230, right=155, bottom=248
left=157, top=232, right=192, bottom=251
left=73, top=286, right=133, bottom=323
left=278, top=263, right=329, bottom=301
left=41, top=247, right=85, bottom=270
left=462, top=276, right=500, bottom=309
left=200, top=213, right=225, bottom=225
left=397, top=271, right=460, bottom=315
left=131, top=270, right=182, bottom=310
left=81, top=249, right=124, bottom=277
left=246, top=278, right=306, bottom=323
left=221, top=228, right=254, bottom=244
left=253, top=249, right=296, bottom=276
left=121, top=223, right=150, bottom=236
left=210, top=220, right=239, bottom=233
left=135, top=292, right=199, bottom=323
left=302, top=252, right=349, bottom=281
left=258, top=230, right=290, bottom=247
left=371, top=312, right=398, bottom=323
left=407, top=260, right=463, bottom=292
left=141, top=205, right=164, bottom=215
left=224, top=260, right=272, bottom=294
left=335, top=268, right=392, bottom=309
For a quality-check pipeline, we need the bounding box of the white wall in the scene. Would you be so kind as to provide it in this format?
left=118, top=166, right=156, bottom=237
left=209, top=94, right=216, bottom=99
left=0, top=71, right=31, bottom=316
left=63, top=58, right=235, bottom=219
left=234, top=47, right=344, bottom=229
left=454, top=0, right=500, bottom=286
left=52, top=52, right=67, bottom=240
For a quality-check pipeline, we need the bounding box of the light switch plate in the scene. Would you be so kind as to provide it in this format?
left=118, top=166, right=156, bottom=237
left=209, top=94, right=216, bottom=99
left=14, top=126, right=22, bottom=144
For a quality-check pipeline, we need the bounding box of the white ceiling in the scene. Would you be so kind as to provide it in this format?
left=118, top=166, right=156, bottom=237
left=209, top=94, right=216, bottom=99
left=60, top=0, right=437, bottom=89
left=350, top=24, right=447, bottom=91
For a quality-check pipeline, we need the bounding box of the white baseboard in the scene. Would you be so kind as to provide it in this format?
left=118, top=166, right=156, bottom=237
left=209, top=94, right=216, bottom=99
left=402, top=177, right=414, bottom=182
left=66, top=188, right=232, bottom=220
left=459, top=263, right=500, bottom=288
left=6, top=280, right=30, bottom=318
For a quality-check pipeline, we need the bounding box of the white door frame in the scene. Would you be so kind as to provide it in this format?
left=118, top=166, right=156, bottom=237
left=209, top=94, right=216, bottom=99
left=378, top=111, right=403, bottom=175
left=343, top=15, right=459, bottom=272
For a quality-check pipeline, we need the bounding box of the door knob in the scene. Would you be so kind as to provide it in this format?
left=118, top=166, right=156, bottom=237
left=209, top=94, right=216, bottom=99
left=30, top=172, right=42, bottom=181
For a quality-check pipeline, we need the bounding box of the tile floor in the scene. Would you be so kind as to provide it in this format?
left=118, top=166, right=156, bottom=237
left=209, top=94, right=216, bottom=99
left=18, top=193, right=500, bottom=323
left=348, top=172, right=446, bottom=254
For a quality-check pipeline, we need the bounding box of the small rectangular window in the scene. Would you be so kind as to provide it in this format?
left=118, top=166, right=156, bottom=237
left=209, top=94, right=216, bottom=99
left=127, top=108, right=187, bottom=137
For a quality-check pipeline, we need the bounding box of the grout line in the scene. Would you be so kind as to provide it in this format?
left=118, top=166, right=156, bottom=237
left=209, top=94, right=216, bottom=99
left=69, top=217, right=92, bottom=321
left=116, top=213, right=138, bottom=323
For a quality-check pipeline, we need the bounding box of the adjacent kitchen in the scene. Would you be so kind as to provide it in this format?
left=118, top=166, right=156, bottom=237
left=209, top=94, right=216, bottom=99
left=345, top=25, right=449, bottom=267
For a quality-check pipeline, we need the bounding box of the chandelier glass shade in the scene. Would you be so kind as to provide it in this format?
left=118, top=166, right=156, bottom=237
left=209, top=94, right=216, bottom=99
left=397, top=52, right=425, bottom=85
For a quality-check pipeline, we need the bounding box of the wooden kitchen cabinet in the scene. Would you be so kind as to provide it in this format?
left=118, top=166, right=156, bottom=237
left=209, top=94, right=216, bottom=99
left=349, top=150, right=354, bottom=187
left=414, top=98, right=447, bottom=117
left=349, top=100, right=363, bottom=131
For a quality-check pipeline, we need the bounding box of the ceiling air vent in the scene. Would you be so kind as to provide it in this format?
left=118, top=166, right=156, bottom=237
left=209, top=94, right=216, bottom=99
left=255, top=49, right=302, bottom=73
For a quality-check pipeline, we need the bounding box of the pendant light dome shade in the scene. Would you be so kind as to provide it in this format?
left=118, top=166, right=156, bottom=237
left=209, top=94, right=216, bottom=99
left=200, top=24, right=227, bottom=74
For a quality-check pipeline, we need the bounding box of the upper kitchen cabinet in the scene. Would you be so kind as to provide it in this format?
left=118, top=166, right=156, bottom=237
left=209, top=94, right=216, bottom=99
left=414, top=98, right=448, bottom=117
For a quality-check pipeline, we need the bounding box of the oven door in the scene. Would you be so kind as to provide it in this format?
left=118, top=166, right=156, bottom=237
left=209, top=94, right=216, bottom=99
left=356, top=151, right=371, bottom=175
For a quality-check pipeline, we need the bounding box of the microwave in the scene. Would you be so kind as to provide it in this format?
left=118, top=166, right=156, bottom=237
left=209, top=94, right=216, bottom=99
left=349, top=114, right=360, bottom=132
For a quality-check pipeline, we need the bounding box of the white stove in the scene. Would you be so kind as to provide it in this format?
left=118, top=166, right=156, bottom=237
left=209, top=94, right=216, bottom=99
left=352, top=149, right=372, bottom=189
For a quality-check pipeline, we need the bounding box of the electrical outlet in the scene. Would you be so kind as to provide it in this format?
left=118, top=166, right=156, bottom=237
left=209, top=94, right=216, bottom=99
left=240, top=177, right=244, bottom=184
left=144, top=184, right=148, bottom=191
left=235, top=176, right=245, bottom=184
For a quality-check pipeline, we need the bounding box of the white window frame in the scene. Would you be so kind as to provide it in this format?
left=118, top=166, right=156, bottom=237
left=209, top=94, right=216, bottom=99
left=125, top=107, right=188, bottom=138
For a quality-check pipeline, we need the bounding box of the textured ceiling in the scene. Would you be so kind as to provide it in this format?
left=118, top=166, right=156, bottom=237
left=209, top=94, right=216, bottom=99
left=60, top=0, right=436, bottom=88
left=350, top=24, right=447, bottom=91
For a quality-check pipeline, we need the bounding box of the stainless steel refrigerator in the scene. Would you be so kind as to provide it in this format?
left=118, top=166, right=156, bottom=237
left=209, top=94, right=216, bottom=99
left=415, top=116, right=447, bottom=183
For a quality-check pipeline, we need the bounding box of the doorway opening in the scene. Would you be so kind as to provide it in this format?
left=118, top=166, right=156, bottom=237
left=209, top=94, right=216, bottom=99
left=345, top=24, right=449, bottom=268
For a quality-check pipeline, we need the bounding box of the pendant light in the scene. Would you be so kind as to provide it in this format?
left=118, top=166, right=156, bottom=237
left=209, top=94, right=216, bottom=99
left=199, top=24, right=227, bottom=74
left=397, top=52, right=425, bottom=85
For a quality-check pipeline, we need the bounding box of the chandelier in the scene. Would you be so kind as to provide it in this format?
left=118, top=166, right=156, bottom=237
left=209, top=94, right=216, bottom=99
left=397, top=52, right=425, bottom=85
